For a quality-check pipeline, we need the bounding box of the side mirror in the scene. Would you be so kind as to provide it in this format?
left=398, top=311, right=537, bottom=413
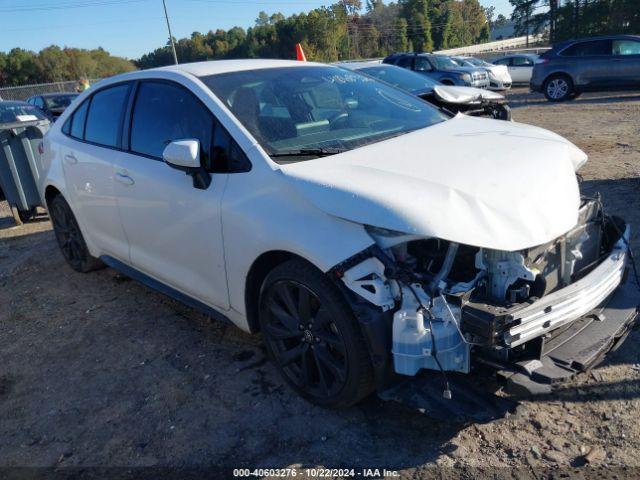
left=163, top=139, right=201, bottom=169
left=162, top=139, right=211, bottom=190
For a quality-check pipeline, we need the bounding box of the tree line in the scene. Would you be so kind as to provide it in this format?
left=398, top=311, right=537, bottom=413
left=136, top=0, right=491, bottom=69
left=510, top=0, right=640, bottom=43
left=0, top=46, right=135, bottom=88
left=2, top=0, right=637, bottom=88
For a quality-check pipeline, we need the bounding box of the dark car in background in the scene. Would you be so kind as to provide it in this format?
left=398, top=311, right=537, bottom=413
left=337, top=62, right=511, bottom=120
left=383, top=53, right=490, bottom=88
left=531, top=35, right=640, bottom=101
left=26, top=92, right=78, bottom=120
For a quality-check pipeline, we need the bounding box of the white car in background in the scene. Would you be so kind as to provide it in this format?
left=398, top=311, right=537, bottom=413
left=492, top=54, right=539, bottom=85
left=451, top=56, right=512, bottom=91
left=38, top=60, right=636, bottom=413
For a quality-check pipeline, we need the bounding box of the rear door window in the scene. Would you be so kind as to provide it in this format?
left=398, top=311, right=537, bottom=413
left=511, top=56, right=534, bottom=66
left=414, top=57, right=433, bottom=71
left=562, top=40, right=612, bottom=57
left=84, top=84, right=131, bottom=148
left=612, top=40, right=640, bottom=55
left=397, top=56, right=414, bottom=69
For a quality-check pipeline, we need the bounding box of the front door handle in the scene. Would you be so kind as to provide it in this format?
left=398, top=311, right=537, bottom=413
left=64, top=153, right=78, bottom=165
left=115, top=172, right=135, bottom=186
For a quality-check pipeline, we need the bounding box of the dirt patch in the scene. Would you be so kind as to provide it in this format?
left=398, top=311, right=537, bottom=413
left=0, top=89, right=639, bottom=476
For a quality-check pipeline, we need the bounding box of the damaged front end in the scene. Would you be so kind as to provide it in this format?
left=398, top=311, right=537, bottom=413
left=332, top=197, right=638, bottom=410
left=423, top=86, right=512, bottom=121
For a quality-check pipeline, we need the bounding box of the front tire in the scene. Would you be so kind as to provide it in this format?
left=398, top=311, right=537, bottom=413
left=543, top=74, right=574, bottom=102
left=49, top=195, right=103, bottom=273
left=259, top=259, right=374, bottom=408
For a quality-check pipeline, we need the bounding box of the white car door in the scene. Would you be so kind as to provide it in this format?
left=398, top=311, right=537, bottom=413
left=60, top=85, right=131, bottom=260
left=509, top=56, right=535, bottom=84
left=111, top=80, right=231, bottom=310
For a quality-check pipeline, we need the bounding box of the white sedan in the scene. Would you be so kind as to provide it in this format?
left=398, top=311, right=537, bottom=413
left=492, top=54, right=539, bottom=85
left=38, top=60, right=635, bottom=409
left=452, top=56, right=512, bottom=91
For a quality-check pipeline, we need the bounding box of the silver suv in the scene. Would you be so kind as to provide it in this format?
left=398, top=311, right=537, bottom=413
left=531, top=34, right=640, bottom=101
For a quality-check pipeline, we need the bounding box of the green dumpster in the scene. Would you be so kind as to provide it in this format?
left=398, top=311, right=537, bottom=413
left=0, top=103, right=51, bottom=224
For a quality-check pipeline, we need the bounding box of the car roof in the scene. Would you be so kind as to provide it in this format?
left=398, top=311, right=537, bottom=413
left=500, top=53, right=538, bottom=59
left=552, top=34, right=640, bottom=49
left=155, top=59, right=325, bottom=77
left=335, top=60, right=385, bottom=70
left=0, top=100, right=29, bottom=107
left=40, top=92, right=78, bottom=98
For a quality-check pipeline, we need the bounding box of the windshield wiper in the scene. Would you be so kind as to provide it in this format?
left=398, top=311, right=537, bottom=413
left=270, top=147, right=346, bottom=158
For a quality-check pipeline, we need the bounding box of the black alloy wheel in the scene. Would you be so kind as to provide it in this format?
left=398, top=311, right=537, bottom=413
left=259, top=259, right=373, bottom=407
left=49, top=195, right=103, bottom=273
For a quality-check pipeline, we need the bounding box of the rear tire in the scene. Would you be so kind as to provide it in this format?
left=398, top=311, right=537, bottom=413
left=49, top=195, right=103, bottom=273
left=543, top=74, right=574, bottom=102
left=259, top=259, right=374, bottom=408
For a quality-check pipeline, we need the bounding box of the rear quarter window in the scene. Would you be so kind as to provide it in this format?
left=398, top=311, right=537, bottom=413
left=561, top=40, right=611, bottom=57
left=69, top=99, right=90, bottom=139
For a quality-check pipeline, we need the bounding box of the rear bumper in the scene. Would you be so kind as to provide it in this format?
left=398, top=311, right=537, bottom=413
left=495, top=277, right=639, bottom=395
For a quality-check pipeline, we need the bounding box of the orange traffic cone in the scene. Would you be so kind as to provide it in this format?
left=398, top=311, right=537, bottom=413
left=296, top=43, right=307, bottom=62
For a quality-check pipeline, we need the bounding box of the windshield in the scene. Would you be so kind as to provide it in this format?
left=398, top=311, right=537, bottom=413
left=44, top=94, right=77, bottom=109
left=358, top=65, right=439, bottom=93
left=431, top=56, right=461, bottom=70
left=0, top=103, right=48, bottom=124
left=465, top=57, right=491, bottom=67
left=201, top=66, right=447, bottom=161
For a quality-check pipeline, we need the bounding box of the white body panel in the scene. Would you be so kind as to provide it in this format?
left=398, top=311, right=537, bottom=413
left=111, top=151, right=230, bottom=310
left=486, top=64, right=512, bottom=90
left=59, top=136, right=129, bottom=260
left=509, top=64, right=534, bottom=83
left=279, top=114, right=586, bottom=252
left=39, top=59, right=588, bottom=333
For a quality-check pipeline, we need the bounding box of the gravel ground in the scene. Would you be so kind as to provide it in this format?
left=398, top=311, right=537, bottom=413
left=0, top=88, right=639, bottom=478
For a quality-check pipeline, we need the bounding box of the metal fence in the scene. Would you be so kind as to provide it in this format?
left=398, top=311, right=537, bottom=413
left=0, top=79, right=101, bottom=102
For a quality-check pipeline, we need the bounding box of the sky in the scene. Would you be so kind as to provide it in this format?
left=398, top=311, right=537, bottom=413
left=0, top=0, right=515, bottom=60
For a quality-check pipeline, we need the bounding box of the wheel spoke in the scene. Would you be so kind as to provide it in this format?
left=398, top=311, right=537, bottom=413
left=299, top=349, right=313, bottom=387
left=275, top=283, right=298, bottom=318
left=314, top=344, right=346, bottom=382
left=313, top=306, right=332, bottom=329
left=268, top=301, right=299, bottom=332
left=279, top=342, right=308, bottom=366
left=297, top=287, right=312, bottom=323
left=312, top=349, right=330, bottom=392
left=265, top=322, right=302, bottom=341
left=315, top=331, right=345, bottom=353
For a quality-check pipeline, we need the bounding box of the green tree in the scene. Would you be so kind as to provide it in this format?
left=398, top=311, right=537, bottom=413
left=5, top=48, right=38, bottom=85
left=36, top=45, right=70, bottom=83
left=399, top=0, right=434, bottom=52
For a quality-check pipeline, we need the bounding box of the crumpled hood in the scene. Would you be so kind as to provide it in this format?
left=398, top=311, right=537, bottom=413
left=433, top=85, right=504, bottom=104
left=279, top=114, right=587, bottom=252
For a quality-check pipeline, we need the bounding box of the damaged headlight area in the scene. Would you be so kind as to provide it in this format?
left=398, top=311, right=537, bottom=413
left=333, top=197, right=633, bottom=386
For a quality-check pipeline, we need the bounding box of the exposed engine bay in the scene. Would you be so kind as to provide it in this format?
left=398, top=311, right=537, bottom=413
left=334, top=196, right=632, bottom=390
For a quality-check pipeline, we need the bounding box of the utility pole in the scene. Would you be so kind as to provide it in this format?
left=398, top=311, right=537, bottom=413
left=162, top=0, right=178, bottom=65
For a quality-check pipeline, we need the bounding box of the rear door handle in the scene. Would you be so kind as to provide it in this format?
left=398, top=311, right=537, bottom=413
left=115, top=172, right=135, bottom=186
left=64, top=154, right=78, bottom=165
